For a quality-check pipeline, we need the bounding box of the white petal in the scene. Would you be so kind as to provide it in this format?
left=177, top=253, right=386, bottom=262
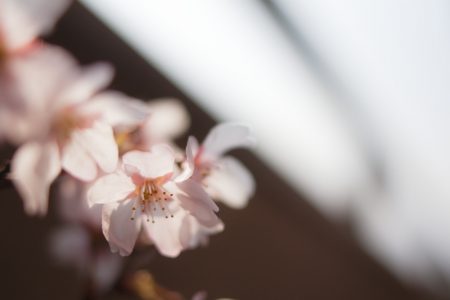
left=56, top=63, right=114, bottom=109
left=174, top=180, right=221, bottom=227
left=122, top=145, right=175, bottom=179
left=205, top=157, right=255, bottom=209
left=202, top=123, right=256, bottom=160
left=10, top=140, right=61, bottom=215
left=61, top=135, right=98, bottom=181
left=82, top=91, right=150, bottom=127
left=143, top=98, right=190, bottom=141
left=74, top=121, right=118, bottom=173
left=87, top=171, right=135, bottom=206
left=0, top=0, right=70, bottom=51
left=175, top=136, right=198, bottom=182
left=143, top=209, right=185, bottom=258
left=102, top=200, right=141, bottom=256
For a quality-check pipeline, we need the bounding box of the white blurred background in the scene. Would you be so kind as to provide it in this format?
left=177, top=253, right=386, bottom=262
left=81, top=0, right=450, bottom=292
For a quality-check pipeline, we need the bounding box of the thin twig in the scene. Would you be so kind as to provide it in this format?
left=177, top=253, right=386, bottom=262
left=0, top=159, right=12, bottom=189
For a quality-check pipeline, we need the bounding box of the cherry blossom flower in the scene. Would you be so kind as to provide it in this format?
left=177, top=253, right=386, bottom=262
left=8, top=45, right=119, bottom=215
left=0, top=0, right=70, bottom=58
left=185, top=123, right=256, bottom=209
left=88, top=144, right=221, bottom=257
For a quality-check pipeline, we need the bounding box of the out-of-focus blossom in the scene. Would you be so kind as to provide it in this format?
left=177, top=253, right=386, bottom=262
left=50, top=225, right=123, bottom=294
left=8, top=45, right=119, bottom=215
left=144, top=99, right=190, bottom=143
left=49, top=225, right=90, bottom=271
left=112, top=98, right=190, bottom=155
left=88, top=145, right=221, bottom=257
left=0, top=0, right=71, bottom=141
left=191, top=291, right=208, bottom=300
left=186, top=123, right=256, bottom=209
left=52, top=175, right=123, bottom=294
left=0, top=0, right=70, bottom=57
left=57, top=174, right=102, bottom=229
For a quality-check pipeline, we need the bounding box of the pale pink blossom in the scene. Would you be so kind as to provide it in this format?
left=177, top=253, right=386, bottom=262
left=88, top=145, right=221, bottom=257
left=8, top=45, right=119, bottom=215
left=56, top=171, right=155, bottom=247
left=186, top=123, right=256, bottom=209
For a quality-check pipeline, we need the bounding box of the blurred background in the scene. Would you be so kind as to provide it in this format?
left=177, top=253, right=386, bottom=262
left=2, top=0, right=450, bottom=299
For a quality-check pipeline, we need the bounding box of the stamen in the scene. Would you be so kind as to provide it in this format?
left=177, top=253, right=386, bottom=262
left=130, top=205, right=137, bottom=221
left=146, top=201, right=155, bottom=223
left=134, top=181, right=176, bottom=224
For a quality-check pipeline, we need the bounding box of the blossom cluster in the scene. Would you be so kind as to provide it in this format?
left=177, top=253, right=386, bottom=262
left=0, top=0, right=255, bottom=263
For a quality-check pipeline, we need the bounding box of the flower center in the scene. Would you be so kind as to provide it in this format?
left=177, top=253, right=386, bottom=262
left=131, top=180, right=174, bottom=223
left=53, top=108, right=95, bottom=144
left=194, top=161, right=217, bottom=182
left=114, top=126, right=145, bottom=155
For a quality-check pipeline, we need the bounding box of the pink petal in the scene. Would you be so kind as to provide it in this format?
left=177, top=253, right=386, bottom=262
left=143, top=98, right=190, bottom=141
left=175, top=136, right=198, bottom=182
left=204, top=157, right=255, bottom=209
left=61, top=134, right=98, bottom=181
left=173, top=180, right=221, bottom=227
left=56, top=175, right=102, bottom=228
left=0, top=0, right=71, bottom=51
left=180, top=214, right=224, bottom=249
left=74, top=121, right=118, bottom=174
left=10, top=140, right=61, bottom=215
left=56, top=63, right=114, bottom=109
left=0, top=106, right=32, bottom=144
left=102, top=200, right=141, bottom=256
left=87, top=171, right=136, bottom=206
left=202, top=123, right=255, bottom=161
left=82, top=91, right=150, bottom=127
left=143, top=209, right=185, bottom=258
left=0, top=45, right=77, bottom=142
left=122, top=145, right=175, bottom=179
